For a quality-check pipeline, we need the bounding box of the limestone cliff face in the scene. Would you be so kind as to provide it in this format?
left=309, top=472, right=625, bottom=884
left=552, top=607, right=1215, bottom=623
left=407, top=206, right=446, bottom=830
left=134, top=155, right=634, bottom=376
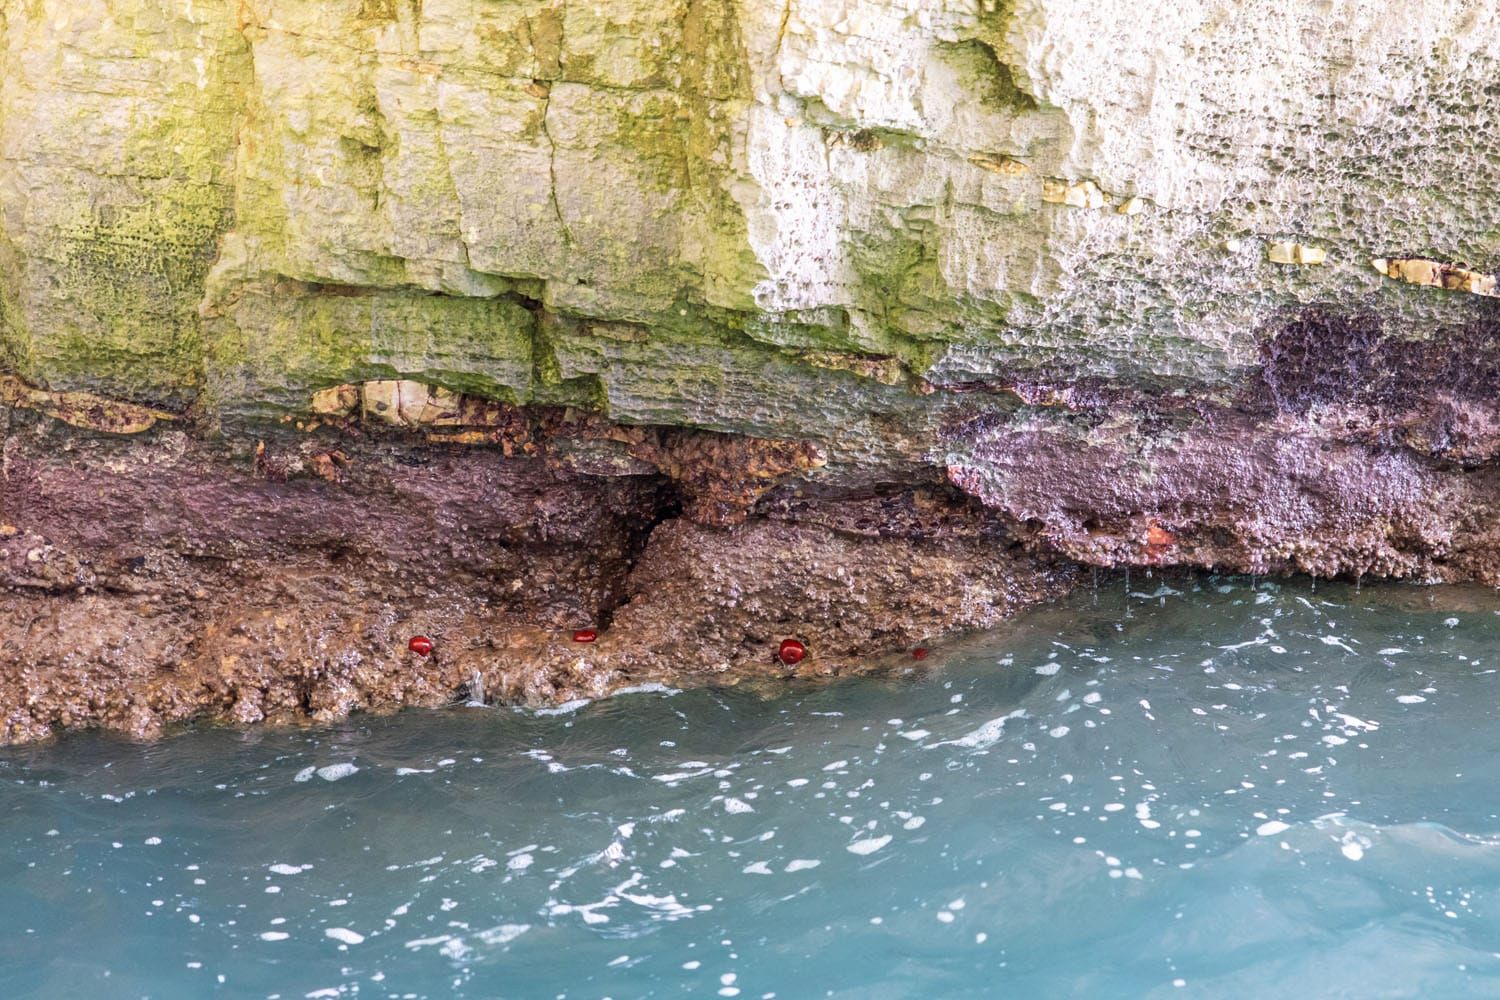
left=4, top=0, right=1497, bottom=431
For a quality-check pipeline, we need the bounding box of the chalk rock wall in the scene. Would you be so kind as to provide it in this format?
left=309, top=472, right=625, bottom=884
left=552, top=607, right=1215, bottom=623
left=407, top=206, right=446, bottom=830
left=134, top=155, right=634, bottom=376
left=3, top=0, right=1496, bottom=438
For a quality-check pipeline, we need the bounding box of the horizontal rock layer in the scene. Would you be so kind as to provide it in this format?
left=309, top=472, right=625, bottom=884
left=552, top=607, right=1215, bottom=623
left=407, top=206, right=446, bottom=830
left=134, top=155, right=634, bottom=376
left=4, top=1, right=1497, bottom=426
left=0, top=405, right=1071, bottom=742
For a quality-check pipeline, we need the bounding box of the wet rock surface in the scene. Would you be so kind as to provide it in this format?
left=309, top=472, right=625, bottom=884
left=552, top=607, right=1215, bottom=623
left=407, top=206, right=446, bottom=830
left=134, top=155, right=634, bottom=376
left=12, top=324, right=1500, bottom=744
left=0, top=399, right=1070, bottom=744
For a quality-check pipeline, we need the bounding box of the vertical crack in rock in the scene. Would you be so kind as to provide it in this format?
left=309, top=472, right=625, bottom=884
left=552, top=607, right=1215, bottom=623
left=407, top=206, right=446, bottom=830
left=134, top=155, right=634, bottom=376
left=539, top=86, right=574, bottom=252
left=773, top=0, right=793, bottom=90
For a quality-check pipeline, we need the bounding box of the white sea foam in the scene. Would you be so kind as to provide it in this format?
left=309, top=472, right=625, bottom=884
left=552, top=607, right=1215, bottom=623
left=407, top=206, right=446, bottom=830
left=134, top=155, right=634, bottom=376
left=847, top=835, right=892, bottom=856
left=933, top=710, right=1027, bottom=750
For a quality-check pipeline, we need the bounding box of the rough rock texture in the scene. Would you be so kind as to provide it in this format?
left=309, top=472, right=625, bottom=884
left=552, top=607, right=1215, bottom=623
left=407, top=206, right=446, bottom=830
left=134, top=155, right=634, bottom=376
left=7, top=1, right=1499, bottom=424
left=0, top=405, right=1070, bottom=742
left=3, top=0, right=1500, bottom=740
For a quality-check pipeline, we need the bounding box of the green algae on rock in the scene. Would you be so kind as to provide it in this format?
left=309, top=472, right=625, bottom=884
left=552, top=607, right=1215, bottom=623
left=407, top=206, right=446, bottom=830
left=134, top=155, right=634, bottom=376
left=5, top=0, right=1497, bottom=424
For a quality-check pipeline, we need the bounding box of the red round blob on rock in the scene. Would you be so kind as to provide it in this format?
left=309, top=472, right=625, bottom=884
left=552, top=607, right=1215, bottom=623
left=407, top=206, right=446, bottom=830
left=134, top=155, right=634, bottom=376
left=573, top=629, right=598, bottom=643
left=408, top=635, right=434, bottom=657
left=778, top=638, right=807, bottom=666
left=912, top=647, right=929, bottom=660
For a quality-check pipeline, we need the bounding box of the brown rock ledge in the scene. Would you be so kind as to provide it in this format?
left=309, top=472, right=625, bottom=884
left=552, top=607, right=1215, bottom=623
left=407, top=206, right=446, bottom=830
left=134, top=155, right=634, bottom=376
left=0, top=403, right=1070, bottom=744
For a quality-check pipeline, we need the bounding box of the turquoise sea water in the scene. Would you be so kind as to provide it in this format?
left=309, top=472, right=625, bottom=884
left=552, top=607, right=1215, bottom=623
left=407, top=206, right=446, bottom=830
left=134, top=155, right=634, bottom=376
left=4, top=577, right=1500, bottom=999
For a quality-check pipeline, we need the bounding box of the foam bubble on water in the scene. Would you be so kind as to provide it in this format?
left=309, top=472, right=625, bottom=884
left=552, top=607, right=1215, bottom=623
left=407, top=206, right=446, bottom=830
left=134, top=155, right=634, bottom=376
left=1035, top=663, right=1061, bottom=676
left=1257, top=820, right=1291, bottom=836
left=548, top=898, right=615, bottom=925
left=784, top=859, right=820, bottom=872
left=325, top=928, right=364, bottom=945
left=904, top=816, right=926, bottom=830
left=612, top=682, right=682, bottom=697
left=934, top=710, right=1027, bottom=750
left=404, top=934, right=456, bottom=951
left=724, top=798, right=754, bottom=814
left=507, top=853, right=534, bottom=871
left=742, top=861, right=773, bottom=875
left=533, top=698, right=593, bottom=717
left=1397, top=695, right=1427, bottom=704
left=847, top=835, right=892, bottom=856
left=1048, top=726, right=1070, bottom=738
left=260, top=931, right=290, bottom=941
left=293, top=766, right=316, bottom=783
left=316, top=763, right=358, bottom=782
left=651, top=773, right=714, bottom=785
left=900, top=730, right=931, bottom=741
left=480, top=923, right=534, bottom=947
